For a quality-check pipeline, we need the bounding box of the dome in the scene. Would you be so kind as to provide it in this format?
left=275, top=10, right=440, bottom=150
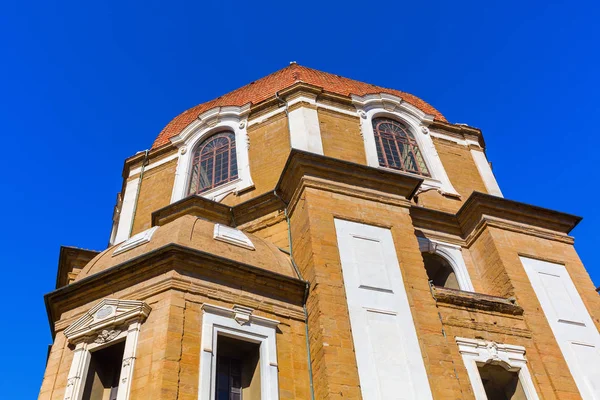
left=76, top=214, right=295, bottom=281
left=152, top=63, right=446, bottom=149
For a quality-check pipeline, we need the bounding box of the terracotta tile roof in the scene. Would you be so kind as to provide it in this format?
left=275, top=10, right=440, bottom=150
left=152, top=64, right=447, bottom=149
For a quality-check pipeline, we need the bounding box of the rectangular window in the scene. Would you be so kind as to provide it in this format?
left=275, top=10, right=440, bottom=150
left=215, top=335, right=261, bottom=400
left=477, top=364, right=527, bottom=400
left=81, top=340, right=126, bottom=400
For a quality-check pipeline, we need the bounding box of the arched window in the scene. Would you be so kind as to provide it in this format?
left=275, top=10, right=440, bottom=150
left=422, top=252, right=459, bottom=289
left=188, top=132, right=238, bottom=195
left=372, top=117, right=430, bottom=176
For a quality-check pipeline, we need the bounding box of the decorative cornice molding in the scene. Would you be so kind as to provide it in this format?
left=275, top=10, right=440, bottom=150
left=54, top=273, right=305, bottom=333
left=63, top=299, right=151, bottom=344
left=456, top=337, right=528, bottom=370
left=276, top=149, right=423, bottom=206
left=410, top=192, right=581, bottom=244
left=457, top=192, right=581, bottom=236
left=152, top=150, right=421, bottom=229
left=46, top=244, right=307, bottom=338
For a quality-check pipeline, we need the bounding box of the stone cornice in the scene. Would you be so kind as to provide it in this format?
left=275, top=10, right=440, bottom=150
left=56, top=246, right=100, bottom=289
left=152, top=150, right=422, bottom=228
left=411, top=192, right=581, bottom=244
left=276, top=149, right=423, bottom=206
left=152, top=195, right=232, bottom=227
left=458, top=192, right=581, bottom=235
left=54, top=273, right=306, bottom=334
left=45, top=243, right=307, bottom=339
left=429, top=120, right=485, bottom=148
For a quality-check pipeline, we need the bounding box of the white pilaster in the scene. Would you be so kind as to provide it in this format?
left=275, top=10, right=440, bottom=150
left=63, top=342, right=90, bottom=400
left=470, top=148, right=503, bottom=197
left=113, top=177, right=140, bottom=244
left=286, top=94, right=324, bottom=155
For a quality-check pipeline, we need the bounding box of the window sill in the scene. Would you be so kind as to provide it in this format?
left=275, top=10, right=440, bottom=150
left=432, top=286, right=523, bottom=315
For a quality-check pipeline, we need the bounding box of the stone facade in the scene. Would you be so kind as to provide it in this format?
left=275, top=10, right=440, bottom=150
left=40, top=64, right=599, bottom=400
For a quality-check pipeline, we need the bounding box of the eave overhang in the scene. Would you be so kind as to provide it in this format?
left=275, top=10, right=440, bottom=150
left=151, top=149, right=423, bottom=227
left=56, top=246, right=100, bottom=289
left=45, top=243, right=307, bottom=339
left=411, top=191, right=582, bottom=242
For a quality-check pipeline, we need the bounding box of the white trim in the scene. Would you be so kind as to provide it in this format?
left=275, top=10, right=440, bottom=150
left=213, top=224, right=255, bottom=250
left=456, top=337, right=539, bottom=400
left=352, top=93, right=459, bottom=197
left=418, top=237, right=475, bottom=292
left=63, top=299, right=151, bottom=400
left=470, top=148, right=503, bottom=197
left=113, top=226, right=158, bottom=256
left=170, top=105, right=254, bottom=203
left=113, top=177, right=140, bottom=244
left=287, top=94, right=324, bottom=155
left=199, top=304, right=280, bottom=400
left=128, top=152, right=179, bottom=177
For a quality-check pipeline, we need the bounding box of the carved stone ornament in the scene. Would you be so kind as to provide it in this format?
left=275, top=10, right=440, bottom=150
left=239, top=120, right=247, bottom=129
left=95, top=305, right=114, bottom=320
left=487, top=342, right=501, bottom=361
left=94, top=329, right=121, bottom=344
left=358, top=110, right=367, bottom=119
left=421, top=126, right=429, bottom=135
left=233, top=305, right=254, bottom=326
left=180, top=146, right=187, bottom=155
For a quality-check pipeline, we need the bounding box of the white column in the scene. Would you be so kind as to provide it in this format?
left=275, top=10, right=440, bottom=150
left=470, top=148, right=503, bottom=197
left=63, top=342, right=90, bottom=400
left=113, top=177, right=140, bottom=244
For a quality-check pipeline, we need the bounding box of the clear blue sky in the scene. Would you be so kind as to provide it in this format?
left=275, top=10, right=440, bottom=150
left=1, top=0, right=598, bottom=397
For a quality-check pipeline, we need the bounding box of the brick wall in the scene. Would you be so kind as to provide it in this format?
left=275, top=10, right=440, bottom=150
left=319, top=109, right=366, bottom=165
left=130, top=158, right=177, bottom=235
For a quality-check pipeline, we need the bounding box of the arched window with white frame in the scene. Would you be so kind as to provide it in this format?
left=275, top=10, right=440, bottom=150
left=372, top=117, right=430, bottom=177
left=352, top=93, right=460, bottom=196
left=188, top=131, right=238, bottom=195
left=418, top=237, right=475, bottom=292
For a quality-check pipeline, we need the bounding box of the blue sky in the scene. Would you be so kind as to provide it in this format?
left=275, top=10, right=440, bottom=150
left=1, top=0, right=598, bottom=397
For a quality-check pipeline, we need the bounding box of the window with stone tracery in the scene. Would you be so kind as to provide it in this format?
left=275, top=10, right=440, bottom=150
left=372, top=117, right=430, bottom=176
left=189, top=131, right=238, bottom=194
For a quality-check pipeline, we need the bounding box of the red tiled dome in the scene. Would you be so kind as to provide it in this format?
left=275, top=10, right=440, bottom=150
left=152, top=64, right=446, bottom=149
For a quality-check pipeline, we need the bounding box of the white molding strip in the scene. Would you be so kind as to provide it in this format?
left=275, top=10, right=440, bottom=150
left=470, top=148, right=503, bottom=197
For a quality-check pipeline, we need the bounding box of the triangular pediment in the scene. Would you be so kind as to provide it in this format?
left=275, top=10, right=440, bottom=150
left=64, top=298, right=151, bottom=343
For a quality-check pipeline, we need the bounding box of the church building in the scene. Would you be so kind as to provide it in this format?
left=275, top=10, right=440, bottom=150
left=39, top=63, right=600, bottom=400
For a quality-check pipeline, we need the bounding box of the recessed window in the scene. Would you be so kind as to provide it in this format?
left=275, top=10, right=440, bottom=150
left=477, top=364, right=527, bottom=400
left=216, top=335, right=261, bottom=400
left=82, top=340, right=125, bottom=400
left=189, top=131, right=238, bottom=195
left=372, top=117, right=430, bottom=176
left=422, top=252, right=459, bottom=289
